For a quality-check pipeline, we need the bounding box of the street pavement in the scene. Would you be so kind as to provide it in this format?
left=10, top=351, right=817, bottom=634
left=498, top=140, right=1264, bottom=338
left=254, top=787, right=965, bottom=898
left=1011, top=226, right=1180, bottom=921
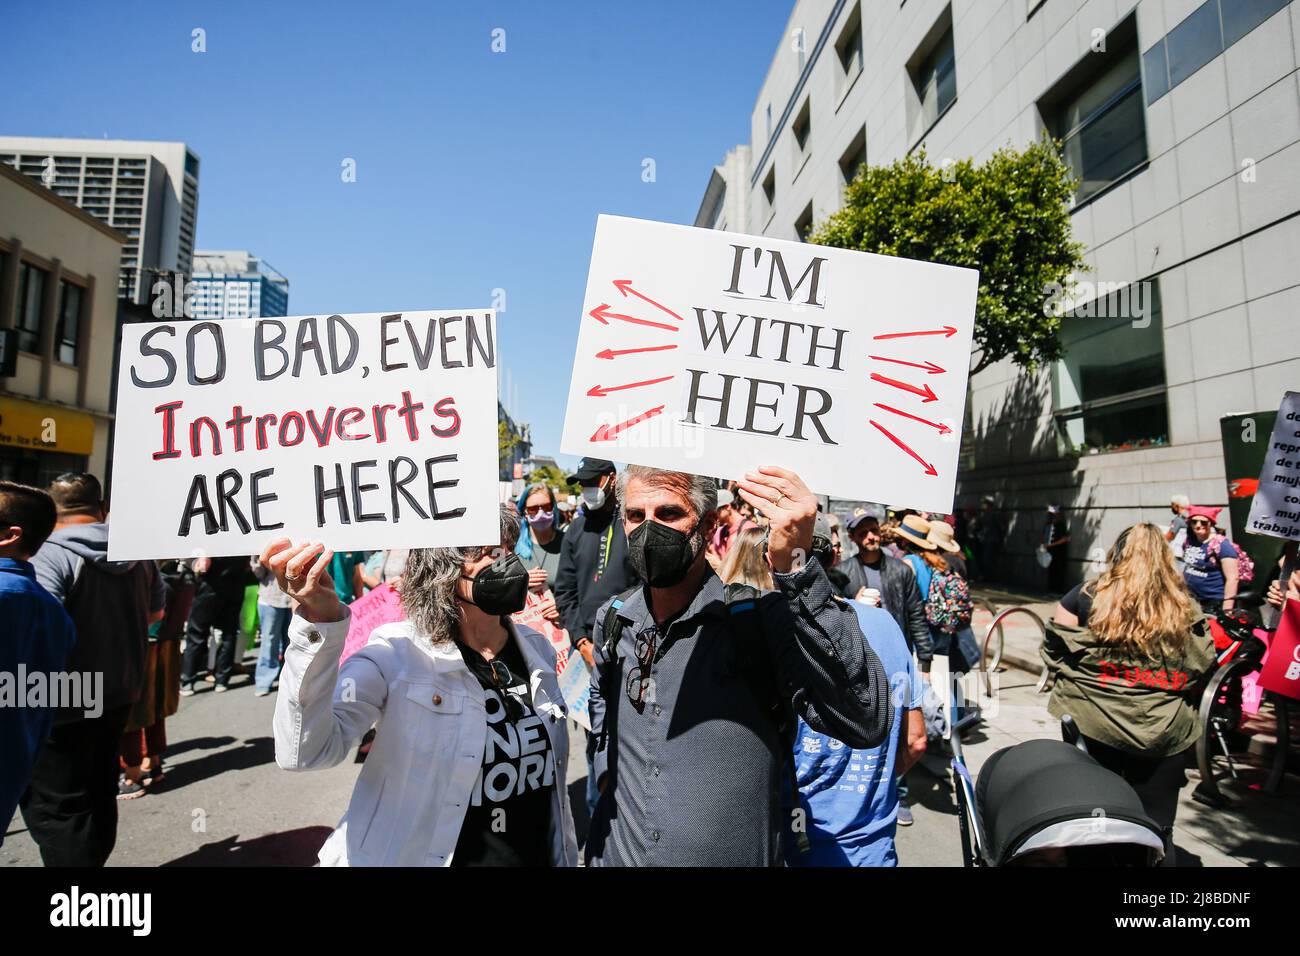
left=5, top=619, right=1297, bottom=867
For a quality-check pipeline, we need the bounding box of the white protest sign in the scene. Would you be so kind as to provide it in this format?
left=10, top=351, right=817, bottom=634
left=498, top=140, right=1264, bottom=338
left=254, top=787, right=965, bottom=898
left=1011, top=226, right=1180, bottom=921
left=1245, top=391, right=1300, bottom=541
left=108, top=310, right=501, bottom=559
left=560, top=215, right=979, bottom=511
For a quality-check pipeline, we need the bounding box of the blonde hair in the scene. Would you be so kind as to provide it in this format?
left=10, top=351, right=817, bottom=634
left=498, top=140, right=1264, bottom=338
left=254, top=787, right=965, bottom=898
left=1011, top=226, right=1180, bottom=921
left=719, top=526, right=773, bottom=590
left=1087, top=523, right=1199, bottom=655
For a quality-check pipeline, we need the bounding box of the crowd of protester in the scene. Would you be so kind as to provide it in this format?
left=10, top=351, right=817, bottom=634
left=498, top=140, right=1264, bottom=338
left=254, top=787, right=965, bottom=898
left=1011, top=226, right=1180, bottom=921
left=3, top=464, right=1297, bottom=868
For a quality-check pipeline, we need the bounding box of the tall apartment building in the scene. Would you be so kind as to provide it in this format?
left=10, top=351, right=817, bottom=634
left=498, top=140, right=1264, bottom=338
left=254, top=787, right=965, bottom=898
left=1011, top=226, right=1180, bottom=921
left=189, top=250, right=289, bottom=320
left=699, top=0, right=1300, bottom=588
left=0, top=162, right=125, bottom=486
left=0, top=137, right=200, bottom=304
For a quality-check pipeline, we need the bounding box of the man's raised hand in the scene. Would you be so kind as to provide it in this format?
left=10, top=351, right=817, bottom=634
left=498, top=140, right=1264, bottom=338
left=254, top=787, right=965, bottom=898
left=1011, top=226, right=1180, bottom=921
left=736, top=466, right=817, bottom=574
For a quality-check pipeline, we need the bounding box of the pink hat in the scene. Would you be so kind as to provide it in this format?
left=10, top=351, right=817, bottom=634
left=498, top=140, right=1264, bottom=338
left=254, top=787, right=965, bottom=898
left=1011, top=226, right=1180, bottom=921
left=1186, top=505, right=1222, bottom=524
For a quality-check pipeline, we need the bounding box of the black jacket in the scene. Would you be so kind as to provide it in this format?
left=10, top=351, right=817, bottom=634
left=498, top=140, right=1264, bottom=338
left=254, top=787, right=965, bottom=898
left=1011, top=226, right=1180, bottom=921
left=834, top=552, right=935, bottom=667
left=554, top=500, right=637, bottom=648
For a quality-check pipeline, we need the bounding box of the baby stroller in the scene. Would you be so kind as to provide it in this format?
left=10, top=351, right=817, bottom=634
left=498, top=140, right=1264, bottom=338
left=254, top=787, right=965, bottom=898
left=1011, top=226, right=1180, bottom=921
left=952, top=718, right=1166, bottom=866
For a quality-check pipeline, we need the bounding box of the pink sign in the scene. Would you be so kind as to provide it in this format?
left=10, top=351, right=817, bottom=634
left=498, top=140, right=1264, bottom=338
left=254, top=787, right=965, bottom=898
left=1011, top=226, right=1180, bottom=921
left=513, top=591, right=591, bottom=730
left=340, top=583, right=405, bottom=665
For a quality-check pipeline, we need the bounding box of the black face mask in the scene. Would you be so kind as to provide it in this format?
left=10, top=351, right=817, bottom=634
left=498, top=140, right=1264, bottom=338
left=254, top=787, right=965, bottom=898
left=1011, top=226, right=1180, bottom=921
left=460, top=552, right=529, bottom=615
left=628, top=517, right=703, bottom=588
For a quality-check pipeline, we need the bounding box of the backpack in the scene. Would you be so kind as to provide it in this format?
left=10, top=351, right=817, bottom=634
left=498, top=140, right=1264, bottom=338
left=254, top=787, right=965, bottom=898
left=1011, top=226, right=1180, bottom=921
left=1207, top=534, right=1255, bottom=584
left=925, top=569, right=974, bottom=634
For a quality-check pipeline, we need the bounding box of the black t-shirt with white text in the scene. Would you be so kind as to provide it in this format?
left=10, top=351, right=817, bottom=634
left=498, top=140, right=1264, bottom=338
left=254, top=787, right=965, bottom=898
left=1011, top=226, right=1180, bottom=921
left=451, top=635, right=556, bottom=867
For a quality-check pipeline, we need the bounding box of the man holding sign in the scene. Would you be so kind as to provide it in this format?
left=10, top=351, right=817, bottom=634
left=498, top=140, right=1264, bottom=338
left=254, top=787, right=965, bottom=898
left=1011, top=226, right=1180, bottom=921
left=565, top=214, right=974, bottom=864
left=583, top=464, right=892, bottom=866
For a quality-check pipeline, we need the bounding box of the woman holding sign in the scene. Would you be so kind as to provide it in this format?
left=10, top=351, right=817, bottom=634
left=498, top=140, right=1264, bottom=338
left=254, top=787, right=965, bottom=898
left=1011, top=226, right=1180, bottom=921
left=263, top=506, right=578, bottom=867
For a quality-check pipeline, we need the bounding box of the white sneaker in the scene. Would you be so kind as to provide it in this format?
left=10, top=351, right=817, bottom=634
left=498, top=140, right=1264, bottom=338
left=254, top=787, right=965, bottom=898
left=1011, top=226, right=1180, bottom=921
left=214, top=684, right=229, bottom=694
left=254, top=689, right=271, bottom=697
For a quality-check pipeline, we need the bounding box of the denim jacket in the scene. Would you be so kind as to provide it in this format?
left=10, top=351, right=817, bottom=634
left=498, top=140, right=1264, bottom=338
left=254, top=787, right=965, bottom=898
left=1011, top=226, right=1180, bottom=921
left=274, top=610, right=579, bottom=867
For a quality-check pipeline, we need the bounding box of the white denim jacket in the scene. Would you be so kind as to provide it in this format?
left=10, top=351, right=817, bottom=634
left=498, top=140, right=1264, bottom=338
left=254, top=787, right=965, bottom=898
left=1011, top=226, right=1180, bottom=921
left=273, top=609, right=579, bottom=867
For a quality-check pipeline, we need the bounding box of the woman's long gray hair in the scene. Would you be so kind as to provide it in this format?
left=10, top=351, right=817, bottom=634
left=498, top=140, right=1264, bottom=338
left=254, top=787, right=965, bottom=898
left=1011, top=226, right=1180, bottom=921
left=399, top=505, right=521, bottom=645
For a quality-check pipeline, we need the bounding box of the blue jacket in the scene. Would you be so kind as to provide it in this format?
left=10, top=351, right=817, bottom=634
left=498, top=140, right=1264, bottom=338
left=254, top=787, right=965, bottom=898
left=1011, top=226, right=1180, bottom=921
left=0, top=558, right=76, bottom=840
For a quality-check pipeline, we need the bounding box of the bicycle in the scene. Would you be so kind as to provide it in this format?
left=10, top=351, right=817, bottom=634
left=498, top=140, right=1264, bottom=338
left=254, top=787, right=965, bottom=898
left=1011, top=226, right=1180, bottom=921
left=1193, top=603, right=1292, bottom=806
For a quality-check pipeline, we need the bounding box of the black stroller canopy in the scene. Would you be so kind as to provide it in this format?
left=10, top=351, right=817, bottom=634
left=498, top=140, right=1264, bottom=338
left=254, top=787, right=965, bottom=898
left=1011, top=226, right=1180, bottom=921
left=976, top=740, right=1164, bottom=866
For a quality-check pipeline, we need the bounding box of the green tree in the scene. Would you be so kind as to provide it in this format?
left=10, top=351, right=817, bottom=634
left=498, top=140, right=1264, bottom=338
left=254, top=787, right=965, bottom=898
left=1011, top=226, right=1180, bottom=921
left=498, top=419, right=519, bottom=471
left=526, top=463, right=580, bottom=498
left=811, top=138, right=1086, bottom=375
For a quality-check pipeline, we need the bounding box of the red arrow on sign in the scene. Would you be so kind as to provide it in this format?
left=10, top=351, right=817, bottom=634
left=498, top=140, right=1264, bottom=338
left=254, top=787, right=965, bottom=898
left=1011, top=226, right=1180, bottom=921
left=587, top=375, right=674, bottom=398
left=870, top=372, right=938, bottom=403
left=596, top=344, right=678, bottom=360
left=613, top=279, right=683, bottom=323
left=591, top=405, right=666, bottom=442
left=868, top=354, right=946, bottom=375
left=872, top=326, right=958, bottom=340
left=589, top=303, right=678, bottom=333
left=873, top=402, right=951, bottom=434
left=870, top=420, right=939, bottom=476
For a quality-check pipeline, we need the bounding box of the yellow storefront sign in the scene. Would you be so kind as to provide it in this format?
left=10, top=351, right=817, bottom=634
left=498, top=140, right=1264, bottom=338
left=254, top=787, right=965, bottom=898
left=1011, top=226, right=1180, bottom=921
left=0, top=396, right=95, bottom=455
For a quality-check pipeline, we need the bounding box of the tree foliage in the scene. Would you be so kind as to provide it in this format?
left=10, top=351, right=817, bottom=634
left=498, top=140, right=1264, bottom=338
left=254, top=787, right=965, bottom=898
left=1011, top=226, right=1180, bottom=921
left=810, top=138, right=1086, bottom=375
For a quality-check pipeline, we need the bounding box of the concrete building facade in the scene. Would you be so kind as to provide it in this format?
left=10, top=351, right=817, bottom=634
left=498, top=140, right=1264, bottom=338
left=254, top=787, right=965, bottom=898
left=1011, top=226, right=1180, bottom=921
left=0, top=162, right=125, bottom=486
left=700, top=0, right=1300, bottom=588
left=189, top=250, right=289, bottom=320
left=0, top=137, right=200, bottom=304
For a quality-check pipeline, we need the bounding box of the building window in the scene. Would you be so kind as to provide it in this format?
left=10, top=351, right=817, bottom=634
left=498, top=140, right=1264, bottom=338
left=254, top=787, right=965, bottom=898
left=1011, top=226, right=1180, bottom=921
left=1142, top=39, right=1170, bottom=105
left=911, top=15, right=957, bottom=133
left=792, top=99, right=812, bottom=170
left=1222, top=0, right=1290, bottom=46
left=762, top=165, right=776, bottom=216
left=1042, top=17, right=1147, bottom=204
left=795, top=202, right=815, bottom=241
left=766, top=104, right=773, bottom=143
left=840, top=128, right=868, bottom=185
left=1166, top=0, right=1222, bottom=86
left=16, top=262, right=47, bottom=354
left=835, top=5, right=864, bottom=96
left=55, top=281, right=83, bottom=365
left=1052, top=280, right=1168, bottom=456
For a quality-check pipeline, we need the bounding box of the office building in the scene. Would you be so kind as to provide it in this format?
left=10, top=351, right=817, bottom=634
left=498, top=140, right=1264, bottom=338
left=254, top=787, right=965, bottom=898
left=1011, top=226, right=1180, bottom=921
left=0, top=136, right=200, bottom=304
left=189, top=250, right=289, bottom=319
left=0, top=162, right=125, bottom=486
left=700, top=0, right=1300, bottom=587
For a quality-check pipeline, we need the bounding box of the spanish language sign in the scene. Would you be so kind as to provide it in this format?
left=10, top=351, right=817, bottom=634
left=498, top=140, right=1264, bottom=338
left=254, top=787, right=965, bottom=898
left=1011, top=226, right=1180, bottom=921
left=560, top=216, right=979, bottom=511
left=108, top=311, right=500, bottom=560
left=1245, top=391, right=1300, bottom=541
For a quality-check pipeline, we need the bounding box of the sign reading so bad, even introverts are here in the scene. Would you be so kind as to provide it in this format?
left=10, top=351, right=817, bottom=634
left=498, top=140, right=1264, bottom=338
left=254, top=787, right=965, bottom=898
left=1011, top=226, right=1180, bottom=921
left=561, top=215, right=979, bottom=512
left=108, top=310, right=501, bottom=560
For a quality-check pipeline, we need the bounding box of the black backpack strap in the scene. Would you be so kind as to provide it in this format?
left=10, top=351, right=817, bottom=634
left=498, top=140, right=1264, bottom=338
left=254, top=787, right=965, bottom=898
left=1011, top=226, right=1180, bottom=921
left=594, top=586, right=641, bottom=757
left=599, top=586, right=641, bottom=664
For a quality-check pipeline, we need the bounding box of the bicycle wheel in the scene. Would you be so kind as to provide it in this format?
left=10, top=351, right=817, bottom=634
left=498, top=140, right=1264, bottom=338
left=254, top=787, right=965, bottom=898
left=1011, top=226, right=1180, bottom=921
left=1195, top=656, right=1282, bottom=804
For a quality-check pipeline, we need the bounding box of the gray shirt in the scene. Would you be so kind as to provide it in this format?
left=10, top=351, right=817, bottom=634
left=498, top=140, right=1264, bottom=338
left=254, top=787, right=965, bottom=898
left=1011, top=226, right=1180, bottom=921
left=585, top=559, right=891, bottom=867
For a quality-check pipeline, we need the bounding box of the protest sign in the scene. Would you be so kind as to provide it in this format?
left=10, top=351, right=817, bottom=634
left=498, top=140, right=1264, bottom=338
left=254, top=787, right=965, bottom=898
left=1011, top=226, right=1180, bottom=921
left=340, top=582, right=406, bottom=665
left=560, top=215, right=979, bottom=512
left=513, top=592, right=591, bottom=730
left=108, top=311, right=500, bottom=559
left=1245, top=391, right=1300, bottom=541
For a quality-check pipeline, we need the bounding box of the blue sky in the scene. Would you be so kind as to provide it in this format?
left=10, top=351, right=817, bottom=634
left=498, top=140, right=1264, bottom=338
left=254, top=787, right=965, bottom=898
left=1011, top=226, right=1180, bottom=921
left=2, top=0, right=793, bottom=468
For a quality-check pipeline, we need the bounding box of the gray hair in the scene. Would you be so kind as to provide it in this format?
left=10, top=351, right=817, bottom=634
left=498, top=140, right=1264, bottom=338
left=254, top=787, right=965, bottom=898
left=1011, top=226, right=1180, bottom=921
left=1171, top=494, right=1190, bottom=509
left=616, top=465, right=718, bottom=521
left=399, top=505, right=521, bottom=645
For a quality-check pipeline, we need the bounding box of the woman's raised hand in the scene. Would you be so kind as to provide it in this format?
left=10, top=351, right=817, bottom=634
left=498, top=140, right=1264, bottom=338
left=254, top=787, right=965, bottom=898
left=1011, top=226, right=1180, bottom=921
left=260, top=539, right=345, bottom=624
